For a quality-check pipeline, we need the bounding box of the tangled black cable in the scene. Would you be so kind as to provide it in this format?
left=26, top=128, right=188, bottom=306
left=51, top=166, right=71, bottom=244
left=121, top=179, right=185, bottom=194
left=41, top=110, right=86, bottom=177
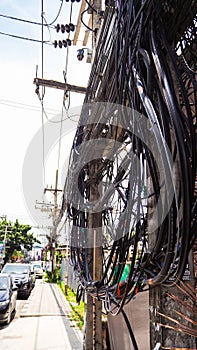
left=61, top=0, right=197, bottom=315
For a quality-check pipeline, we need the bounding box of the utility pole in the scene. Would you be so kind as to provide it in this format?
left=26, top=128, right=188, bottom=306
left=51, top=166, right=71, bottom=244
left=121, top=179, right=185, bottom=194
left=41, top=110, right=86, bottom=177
left=93, top=229, right=102, bottom=350
left=92, top=0, right=102, bottom=47
left=44, top=169, right=62, bottom=275
left=0, top=225, right=7, bottom=266
left=84, top=2, right=103, bottom=348
left=84, top=162, right=103, bottom=350
left=35, top=200, right=54, bottom=213
left=0, top=221, right=12, bottom=266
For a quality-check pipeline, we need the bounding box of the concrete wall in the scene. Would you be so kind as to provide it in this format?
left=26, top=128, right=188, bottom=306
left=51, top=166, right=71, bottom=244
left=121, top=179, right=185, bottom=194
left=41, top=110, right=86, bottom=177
left=107, top=291, right=150, bottom=350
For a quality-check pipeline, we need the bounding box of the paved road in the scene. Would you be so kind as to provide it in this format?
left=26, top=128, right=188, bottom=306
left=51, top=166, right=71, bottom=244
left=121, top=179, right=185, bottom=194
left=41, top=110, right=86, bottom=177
left=0, top=280, right=83, bottom=350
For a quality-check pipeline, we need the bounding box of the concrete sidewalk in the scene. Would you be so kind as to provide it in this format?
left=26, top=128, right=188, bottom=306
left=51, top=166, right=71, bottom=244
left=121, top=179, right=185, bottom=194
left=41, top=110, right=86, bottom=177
left=0, top=280, right=83, bottom=350
left=20, top=281, right=73, bottom=317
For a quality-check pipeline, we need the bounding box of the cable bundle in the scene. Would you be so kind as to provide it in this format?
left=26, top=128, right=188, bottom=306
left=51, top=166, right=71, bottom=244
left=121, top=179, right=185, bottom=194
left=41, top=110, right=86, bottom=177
left=61, top=0, right=197, bottom=314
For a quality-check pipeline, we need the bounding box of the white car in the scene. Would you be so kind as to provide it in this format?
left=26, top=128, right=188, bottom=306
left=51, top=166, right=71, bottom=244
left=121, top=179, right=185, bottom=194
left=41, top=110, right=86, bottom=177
left=31, top=263, right=44, bottom=279
left=1, top=263, right=35, bottom=298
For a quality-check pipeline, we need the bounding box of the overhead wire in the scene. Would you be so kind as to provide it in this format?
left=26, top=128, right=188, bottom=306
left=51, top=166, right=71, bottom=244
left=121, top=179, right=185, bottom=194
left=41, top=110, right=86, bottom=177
left=81, top=9, right=95, bottom=32
left=0, top=99, right=59, bottom=114
left=81, top=0, right=99, bottom=33
left=41, top=0, right=46, bottom=190
left=36, top=94, right=79, bottom=123
left=0, top=13, right=55, bottom=28
left=48, top=0, right=64, bottom=25
left=37, top=0, right=70, bottom=192
left=62, top=2, right=73, bottom=110
left=0, top=30, right=52, bottom=44
left=0, top=2, right=66, bottom=43
left=57, top=1, right=77, bottom=174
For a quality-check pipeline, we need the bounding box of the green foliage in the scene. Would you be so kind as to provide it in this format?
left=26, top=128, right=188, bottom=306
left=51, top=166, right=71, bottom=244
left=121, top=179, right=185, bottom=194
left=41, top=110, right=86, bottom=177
left=58, top=282, right=84, bottom=329
left=55, top=250, right=61, bottom=263
left=44, top=267, right=60, bottom=283
left=12, top=249, right=24, bottom=259
left=0, top=219, right=40, bottom=263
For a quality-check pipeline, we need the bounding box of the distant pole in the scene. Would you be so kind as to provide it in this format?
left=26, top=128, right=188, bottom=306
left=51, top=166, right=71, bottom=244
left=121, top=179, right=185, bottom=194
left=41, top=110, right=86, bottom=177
left=3, top=225, right=7, bottom=257
left=44, top=170, right=62, bottom=275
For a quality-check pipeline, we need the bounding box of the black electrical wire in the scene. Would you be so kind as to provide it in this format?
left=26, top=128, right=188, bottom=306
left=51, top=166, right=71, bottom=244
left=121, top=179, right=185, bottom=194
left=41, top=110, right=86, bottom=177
left=121, top=308, right=139, bottom=350
left=81, top=9, right=95, bottom=32
left=0, top=30, right=52, bottom=44
left=0, top=13, right=55, bottom=28
left=85, top=0, right=98, bottom=13
left=48, top=0, right=64, bottom=25
left=61, top=0, right=197, bottom=315
left=81, top=0, right=103, bottom=32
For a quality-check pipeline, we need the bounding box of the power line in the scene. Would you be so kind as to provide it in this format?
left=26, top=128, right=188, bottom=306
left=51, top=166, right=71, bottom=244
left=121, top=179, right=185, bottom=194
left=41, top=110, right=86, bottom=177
left=62, top=2, right=73, bottom=110
left=58, top=2, right=74, bottom=174
left=36, top=95, right=79, bottom=124
left=41, top=0, right=46, bottom=190
left=0, top=99, right=59, bottom=114
left=0, top=30, right=52, bottom=44
left=0, top=13, right=55, bottom=28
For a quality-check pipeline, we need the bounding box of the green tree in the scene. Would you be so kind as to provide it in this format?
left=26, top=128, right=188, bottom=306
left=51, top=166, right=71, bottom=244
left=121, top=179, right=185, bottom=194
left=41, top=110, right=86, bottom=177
left=0, top=219, right=40, bottom=263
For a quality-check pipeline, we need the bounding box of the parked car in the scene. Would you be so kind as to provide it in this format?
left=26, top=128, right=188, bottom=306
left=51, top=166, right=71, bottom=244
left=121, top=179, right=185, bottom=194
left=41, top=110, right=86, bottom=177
left=0, top=274, right=18, bottom=324
left=1, top=263, right=35, bottom=299
left=31, top=262, right=44, bottom=279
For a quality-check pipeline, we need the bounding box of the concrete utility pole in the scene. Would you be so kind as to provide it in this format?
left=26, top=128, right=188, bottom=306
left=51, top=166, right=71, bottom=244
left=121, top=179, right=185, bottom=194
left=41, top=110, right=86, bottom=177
left=84, top=162, right=103, bottom=350
left=44, top=169, right=62, bottom=274
left=44, top=170, right=62, bottom=216
left=82, top=2, right=103, bottom=349
left=93, top=229, right=102, bottom=350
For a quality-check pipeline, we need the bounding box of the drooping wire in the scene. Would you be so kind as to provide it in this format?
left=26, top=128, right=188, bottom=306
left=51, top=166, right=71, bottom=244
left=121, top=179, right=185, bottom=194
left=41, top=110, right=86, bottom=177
left=81, top=8, right=95, bottom=32
left=36, top=95, right=79, bottom=123
left=121, top=308, right=139, bottom=350
left=48, top=0, right=64, bottom=25
left=61, top=0, right=197, bottom=315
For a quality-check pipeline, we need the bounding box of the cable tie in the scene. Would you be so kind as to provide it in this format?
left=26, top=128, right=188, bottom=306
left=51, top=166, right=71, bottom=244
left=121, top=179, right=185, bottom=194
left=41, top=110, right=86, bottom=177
left=117, top=283, right=121, bottom=298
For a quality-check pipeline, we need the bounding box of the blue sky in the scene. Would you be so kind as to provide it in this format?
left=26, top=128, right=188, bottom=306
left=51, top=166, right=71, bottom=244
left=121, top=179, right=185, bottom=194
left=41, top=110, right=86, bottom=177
left=0, top=0, right=91, bottom=239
